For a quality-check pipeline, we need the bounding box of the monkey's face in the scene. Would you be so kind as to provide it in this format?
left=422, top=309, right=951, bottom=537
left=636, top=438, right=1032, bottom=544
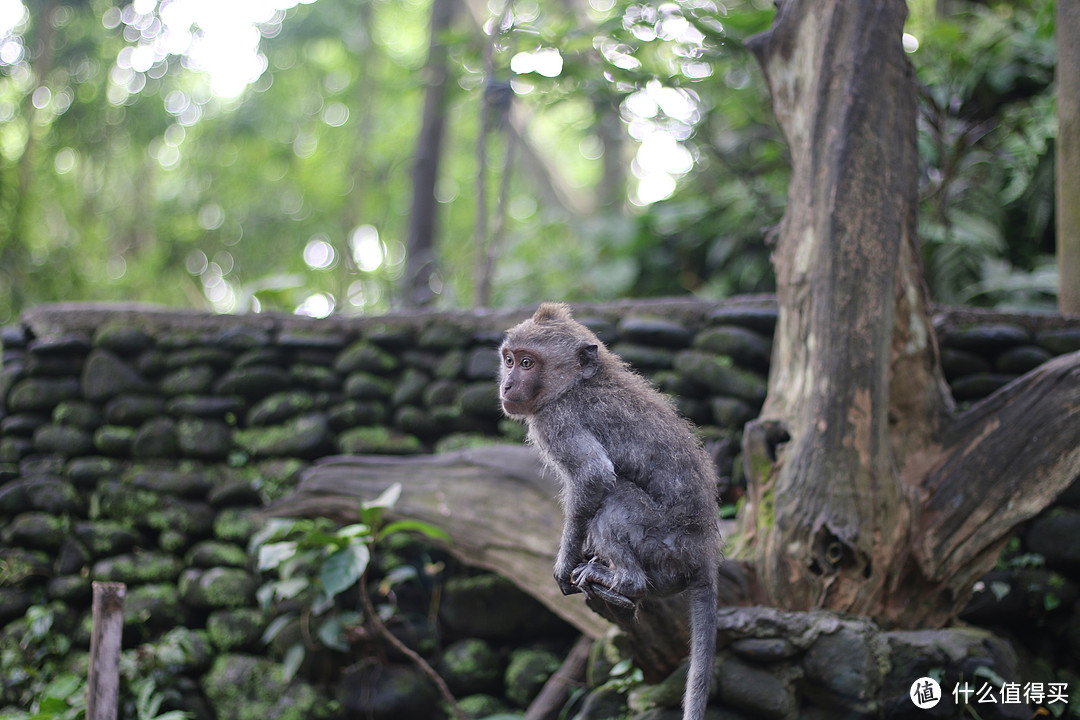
left=499, top=345, right=544, bottom=418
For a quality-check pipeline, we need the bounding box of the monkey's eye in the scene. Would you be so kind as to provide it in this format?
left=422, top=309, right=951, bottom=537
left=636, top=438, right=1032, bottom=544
left=504, top=354, right=514, bottom=368
left=520, top=357, right=534, bottom=369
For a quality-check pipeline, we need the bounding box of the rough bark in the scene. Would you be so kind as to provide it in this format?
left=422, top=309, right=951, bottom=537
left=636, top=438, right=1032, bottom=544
left=737, top=0, right=1080, bottom=628
left=737, top=0, right=933, bottom=618
left=1058, top=0, right=1080, bottom=314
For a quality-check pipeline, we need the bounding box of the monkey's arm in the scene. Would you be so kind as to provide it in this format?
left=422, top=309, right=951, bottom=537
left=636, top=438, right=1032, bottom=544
left=545, top=430, right=616, bottom=596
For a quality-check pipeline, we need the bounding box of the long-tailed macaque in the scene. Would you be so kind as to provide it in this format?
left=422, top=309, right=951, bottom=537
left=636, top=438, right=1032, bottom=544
left=498, top=302, right=722, bottom=720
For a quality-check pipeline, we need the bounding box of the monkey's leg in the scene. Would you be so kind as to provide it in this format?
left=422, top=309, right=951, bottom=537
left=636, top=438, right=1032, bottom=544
left=573, top=483, right=655, bottom=609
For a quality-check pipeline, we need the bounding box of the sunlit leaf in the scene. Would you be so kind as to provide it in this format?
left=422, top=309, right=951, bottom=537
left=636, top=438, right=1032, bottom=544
left=258, top=541, right=298, bottom=571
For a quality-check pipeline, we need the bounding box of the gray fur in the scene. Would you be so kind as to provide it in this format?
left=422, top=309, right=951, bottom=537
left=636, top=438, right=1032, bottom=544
left=499, top=302, right=722, bottom=720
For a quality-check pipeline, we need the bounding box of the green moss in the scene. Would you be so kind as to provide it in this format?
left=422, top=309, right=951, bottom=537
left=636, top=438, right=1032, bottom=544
left=456, top=694, right=511, bottom=719
left=92, top=552, right=183, bottom=584
left=337, top=426, right=422, bottom=455
left=203, top=654, right=337, bottom=720
left=206, top=609, right=265, bottom=651
left=214, top=508, right=262, bottom=543
left=504, top=648, right=560, bottom=707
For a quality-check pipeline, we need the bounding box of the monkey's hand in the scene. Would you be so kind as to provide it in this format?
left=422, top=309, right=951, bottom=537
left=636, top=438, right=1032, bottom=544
left=554, top=555, right=583, bottom=596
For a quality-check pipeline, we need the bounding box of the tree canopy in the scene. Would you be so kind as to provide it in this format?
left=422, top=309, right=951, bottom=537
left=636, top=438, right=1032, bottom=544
left=0, top=0, right=1063, bottom=324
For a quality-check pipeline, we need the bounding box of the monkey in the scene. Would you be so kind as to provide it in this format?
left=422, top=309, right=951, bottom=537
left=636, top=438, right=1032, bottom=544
left=498, top=302, right=722, bottom=720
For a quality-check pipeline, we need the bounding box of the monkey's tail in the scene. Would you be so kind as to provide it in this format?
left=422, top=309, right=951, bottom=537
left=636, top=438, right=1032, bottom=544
left=682, top=576, right=718, bottom=720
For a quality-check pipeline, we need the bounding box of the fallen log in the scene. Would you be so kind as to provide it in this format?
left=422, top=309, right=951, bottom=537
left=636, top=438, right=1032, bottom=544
left=265, top=443, right=751, bottom=679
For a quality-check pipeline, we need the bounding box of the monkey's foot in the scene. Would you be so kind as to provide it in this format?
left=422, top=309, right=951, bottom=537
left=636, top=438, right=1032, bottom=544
left=571, top=562, right=637, bottom=610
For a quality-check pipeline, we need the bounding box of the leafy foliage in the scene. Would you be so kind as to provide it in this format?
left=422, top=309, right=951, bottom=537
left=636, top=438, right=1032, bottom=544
left=0, top=0, right=1063, bottom=322
left=251, top=482, right=448, bottom=681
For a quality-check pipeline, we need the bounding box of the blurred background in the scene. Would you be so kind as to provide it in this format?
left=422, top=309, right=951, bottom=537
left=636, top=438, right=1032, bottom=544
left=0, top=0, right=1059, bottom=322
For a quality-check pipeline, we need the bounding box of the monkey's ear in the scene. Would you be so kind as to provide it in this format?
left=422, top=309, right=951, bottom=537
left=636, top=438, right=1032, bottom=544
left=578, top=344, right=600, bottom=379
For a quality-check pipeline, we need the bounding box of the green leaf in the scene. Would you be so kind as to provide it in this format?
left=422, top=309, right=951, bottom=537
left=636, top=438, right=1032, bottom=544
left=282, top=644, right=305, bottom=682
left=261, top=613, right=296, bottom=644
left=379, top=519, right=450, bottom=542
left=364, top=483, right=402, bottom=511
left=41, top=674, right=82, bottom=701
left=321, top=544, right=371, bottom=598
left=317, top=617, right=349, bottom=652
left=257, top=541, right=298, bottom=571
left=336, top=523, right=372, bottom=540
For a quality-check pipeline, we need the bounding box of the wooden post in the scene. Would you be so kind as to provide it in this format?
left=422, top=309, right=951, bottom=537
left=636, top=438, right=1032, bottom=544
left=87, top=581, right=125, bottom=720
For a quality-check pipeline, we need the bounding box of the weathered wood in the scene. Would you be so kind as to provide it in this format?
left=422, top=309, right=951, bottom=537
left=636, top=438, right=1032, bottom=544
left=87, top=581, right=125, bottom=720
left=892, top=350, right=1080, bottom=625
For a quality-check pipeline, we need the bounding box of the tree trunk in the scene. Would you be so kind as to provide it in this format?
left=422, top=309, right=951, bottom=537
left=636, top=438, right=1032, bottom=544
left=737, top=0, right=1080, bottom=629
left=403, top=0, right=457, bottom=307
left=1058, top=0, right=1080, bottom=314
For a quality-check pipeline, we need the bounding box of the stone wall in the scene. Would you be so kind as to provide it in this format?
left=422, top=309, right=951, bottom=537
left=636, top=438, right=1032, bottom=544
left=1, top=298, right=1079, bottom=720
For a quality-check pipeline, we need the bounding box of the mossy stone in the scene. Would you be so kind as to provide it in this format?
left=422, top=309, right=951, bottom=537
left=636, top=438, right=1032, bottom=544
left=179, top=567, right=257, bottom=609
left=214, top=508, right=262, bottom=543
left=504, top=648, right=561, bottom=707
left=159, top=363, right=218, bottom=396
left=392, top=368, right=430, bottom=407
left=92, top=552, right=183, bottom=584
left=440, top=638, right=504, bottom=696
left=104, top=394, right=165, bottom=425
left=458, top=383, right=500, bottom=418
left=8, top=378, right=81, bottom=413
left=343, top=372, right=394, bottom=401
left=132, top=417, right=179, bottom=459
left=456, top=694, right=511, bottom=720
left=47, top=575, right=91, bottom=603
left=93, top=324, right=153, bottom=355
left=32, top=424, right=94, bottom=457
left=245, top=391, right=316, bottom=427
left=673, top=351, right=767, bottom=404
left=202, top=654, right=336, bottom=720
left=326, top=400, right=387, bottom=429
left=73, top=520, right=141, bottom=557
left=206, top=608, right=266, bottom=651
left=92, top=480, right=160, bottom=521
left=2, top=512, right=67, bottom=550
left=93, top=425, right=136, bottom=456
left=233, top=413, right=331, bottom=458
left=81, top=349, right=153, bottom=401
left=186, top=540, right=249, bottom=569
left=335, top=341, right=399, bottom=374
left=176, top=417, right=233, bottom=460
left=52, top=401, right=104, bottom=429
left=146, top=498, right=215, bottom=537
left=694, top=325, right=772, bottom=370
left=0, top=476, right=82, bottom=515
left=124, top=583, right=188, bottom=634
left=215, top=365, right=292, bottom=400
left=338, top=426, right=422, bottom=455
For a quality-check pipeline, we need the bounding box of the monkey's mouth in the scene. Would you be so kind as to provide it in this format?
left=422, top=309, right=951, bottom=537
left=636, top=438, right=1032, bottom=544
left=500, top=396, right=531, bottom=414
